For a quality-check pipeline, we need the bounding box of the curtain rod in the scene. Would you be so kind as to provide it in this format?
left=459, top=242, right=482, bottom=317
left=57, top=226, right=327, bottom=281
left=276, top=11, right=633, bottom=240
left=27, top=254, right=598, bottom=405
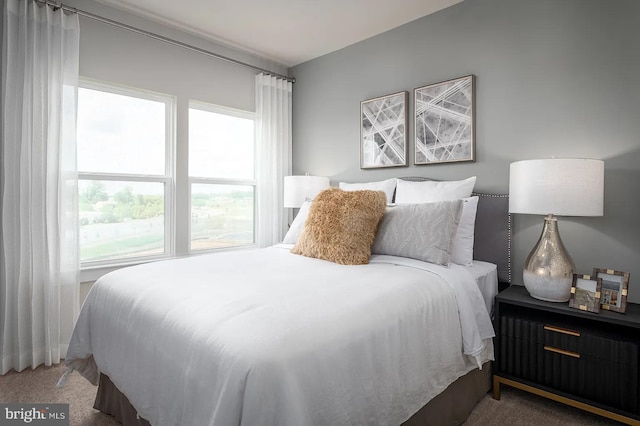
left=35, top=0, right=295, bottom=83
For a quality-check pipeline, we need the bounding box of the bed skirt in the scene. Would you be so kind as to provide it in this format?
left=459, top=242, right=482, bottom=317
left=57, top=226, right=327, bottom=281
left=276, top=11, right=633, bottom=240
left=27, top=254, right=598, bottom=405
left=94, top=362, right=491, bottom=426
left=401, top=362, right=492, bottom=426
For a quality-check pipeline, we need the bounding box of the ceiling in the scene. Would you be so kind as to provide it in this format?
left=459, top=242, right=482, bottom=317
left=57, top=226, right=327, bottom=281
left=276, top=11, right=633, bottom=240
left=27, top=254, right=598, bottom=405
left=96, top=0, right=462, bottom=67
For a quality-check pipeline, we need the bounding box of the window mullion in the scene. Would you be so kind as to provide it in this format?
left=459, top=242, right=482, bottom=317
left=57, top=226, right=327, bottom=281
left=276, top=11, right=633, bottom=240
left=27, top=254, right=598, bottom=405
left=79, top=173, right=170, bottom=182
left=189, top=177, right=256, bottom=186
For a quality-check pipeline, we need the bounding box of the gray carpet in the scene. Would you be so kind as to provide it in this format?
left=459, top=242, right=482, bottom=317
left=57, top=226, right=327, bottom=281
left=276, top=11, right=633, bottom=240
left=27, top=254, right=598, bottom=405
left=0, top=363, right=622, bottom=425
left=0, top=364, right=118, bottom=425
left=465, top=387, right=621, bottom=426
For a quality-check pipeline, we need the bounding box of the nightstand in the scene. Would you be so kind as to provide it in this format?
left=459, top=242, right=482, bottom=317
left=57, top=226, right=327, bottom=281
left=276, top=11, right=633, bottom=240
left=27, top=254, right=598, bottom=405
left=493, top=285, right=640, bottom=425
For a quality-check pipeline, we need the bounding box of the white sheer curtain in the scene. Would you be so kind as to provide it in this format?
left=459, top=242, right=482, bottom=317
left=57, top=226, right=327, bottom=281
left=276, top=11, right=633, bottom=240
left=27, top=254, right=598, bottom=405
left=1, top=0, right=80, bottom=374
left=255, top=74, right=293, bottom=247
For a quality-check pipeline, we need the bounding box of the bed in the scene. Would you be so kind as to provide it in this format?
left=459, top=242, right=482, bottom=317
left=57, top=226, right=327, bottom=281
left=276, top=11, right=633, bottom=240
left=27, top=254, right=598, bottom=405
left=63, top=178, right=511, bottom=426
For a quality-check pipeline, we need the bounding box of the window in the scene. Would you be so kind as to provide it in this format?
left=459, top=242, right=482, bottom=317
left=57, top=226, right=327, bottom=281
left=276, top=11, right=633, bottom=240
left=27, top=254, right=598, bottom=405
left=188, top=102, right=255, bottom=251
left=76, top=81, right=256, bottom=268
left=77, top=81, right=173, bottom=266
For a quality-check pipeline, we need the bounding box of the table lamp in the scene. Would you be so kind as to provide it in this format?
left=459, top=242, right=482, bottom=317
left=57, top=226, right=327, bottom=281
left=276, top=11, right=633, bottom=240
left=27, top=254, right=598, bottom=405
left=509, top=158, right=604, bottom=302
left=283, top=175, right=330, bottom=208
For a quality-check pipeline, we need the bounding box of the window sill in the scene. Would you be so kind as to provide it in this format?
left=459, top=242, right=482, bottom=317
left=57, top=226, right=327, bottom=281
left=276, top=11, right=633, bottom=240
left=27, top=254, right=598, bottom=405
left=79, top=244, right=258, bottom=283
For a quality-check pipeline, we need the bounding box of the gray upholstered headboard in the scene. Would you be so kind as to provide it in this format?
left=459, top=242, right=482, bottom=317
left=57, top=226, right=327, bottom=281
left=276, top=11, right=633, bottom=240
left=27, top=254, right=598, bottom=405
left=399, top=178, right=511, bottom=284
left=471, top=192, right=511, bottom=284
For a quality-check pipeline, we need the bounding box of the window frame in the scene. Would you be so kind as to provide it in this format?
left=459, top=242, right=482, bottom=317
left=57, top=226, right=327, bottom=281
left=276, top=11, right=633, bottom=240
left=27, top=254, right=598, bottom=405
left=187, top=100, right=257, bottom=254
left=77, top=78, right=176, bottom=269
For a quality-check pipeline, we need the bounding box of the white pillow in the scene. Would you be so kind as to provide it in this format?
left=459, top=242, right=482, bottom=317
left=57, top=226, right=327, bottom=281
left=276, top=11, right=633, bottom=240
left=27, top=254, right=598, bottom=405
left=282, top=200, right=312, bottom=244
left=339, top=178, right=397, bottom=204
left=451, top=196, right=479, bottom=266
left=394, top=177, right=476, bottom=203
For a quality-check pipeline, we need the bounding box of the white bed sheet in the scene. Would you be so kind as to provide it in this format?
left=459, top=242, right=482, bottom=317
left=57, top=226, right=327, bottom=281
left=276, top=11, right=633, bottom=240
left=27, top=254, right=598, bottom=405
left=467, top=260, right=499, bottom=316
left=65, top=245, right=495, bottom=426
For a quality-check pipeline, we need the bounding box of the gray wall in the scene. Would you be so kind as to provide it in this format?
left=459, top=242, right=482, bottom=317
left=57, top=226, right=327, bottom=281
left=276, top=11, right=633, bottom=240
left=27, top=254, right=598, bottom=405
left=291, top=0, right=640, bottom=302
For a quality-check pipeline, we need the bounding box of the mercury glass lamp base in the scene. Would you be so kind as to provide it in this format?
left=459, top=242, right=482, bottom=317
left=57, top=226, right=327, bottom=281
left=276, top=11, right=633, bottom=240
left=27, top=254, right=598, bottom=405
left=521, top=215, right=575, bottom=303
left=523, top=270, right=572, bottom=302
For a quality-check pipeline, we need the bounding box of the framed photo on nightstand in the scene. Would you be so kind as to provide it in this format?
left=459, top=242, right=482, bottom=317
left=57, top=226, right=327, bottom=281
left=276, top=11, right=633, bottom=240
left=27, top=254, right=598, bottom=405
left=569, top=274, right=602, bottom=313
left=593, top=268, right=630, bottom=313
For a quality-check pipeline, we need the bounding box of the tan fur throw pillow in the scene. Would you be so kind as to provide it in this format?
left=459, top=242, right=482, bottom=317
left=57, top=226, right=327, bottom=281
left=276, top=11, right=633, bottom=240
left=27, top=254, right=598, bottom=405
left=291, top=188, right=387, bottom=265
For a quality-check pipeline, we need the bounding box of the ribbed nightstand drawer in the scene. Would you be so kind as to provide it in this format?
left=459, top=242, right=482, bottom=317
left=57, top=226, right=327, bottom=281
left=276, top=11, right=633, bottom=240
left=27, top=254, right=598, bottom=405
left=579, top=336, right=639, bottom=413
left=501, top=317, right=581, bottom=352
left=499, top=315, right=639, bottom=412
left=500, top=316, right=581, bottom=394
left=543, top=324, right=580, bottom=354
left=499, top=317, right=544, bottom=382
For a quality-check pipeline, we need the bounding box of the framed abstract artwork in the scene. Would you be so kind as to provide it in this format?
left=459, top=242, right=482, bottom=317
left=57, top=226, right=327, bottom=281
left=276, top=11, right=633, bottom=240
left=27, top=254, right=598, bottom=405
left=360, top=91, right=408, bottom=169
left=414, top=75, right=475, bottom=165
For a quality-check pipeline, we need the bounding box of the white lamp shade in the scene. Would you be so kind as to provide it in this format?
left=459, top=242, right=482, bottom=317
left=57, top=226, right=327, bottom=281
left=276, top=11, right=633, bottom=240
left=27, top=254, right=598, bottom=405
left=509, top=158, right=604, bottom=216
left=283, top=175, right=330, bottom=208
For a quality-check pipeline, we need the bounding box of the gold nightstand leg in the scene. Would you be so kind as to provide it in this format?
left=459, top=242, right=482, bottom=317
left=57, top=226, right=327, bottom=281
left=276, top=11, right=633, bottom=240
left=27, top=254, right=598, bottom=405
left=493, top=376, right=640, bottom=425
left=492, top=376, right=501, bottom=400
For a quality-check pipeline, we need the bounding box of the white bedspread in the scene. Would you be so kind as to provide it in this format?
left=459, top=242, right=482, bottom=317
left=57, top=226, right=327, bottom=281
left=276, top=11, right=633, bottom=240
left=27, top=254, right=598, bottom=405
left=65, top=245, right=494, bottom=426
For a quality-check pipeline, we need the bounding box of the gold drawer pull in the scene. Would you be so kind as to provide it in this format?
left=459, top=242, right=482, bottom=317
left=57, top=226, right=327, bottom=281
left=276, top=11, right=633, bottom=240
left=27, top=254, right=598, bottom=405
left=544, top=325, right=580, bottom=337
left=544, top=345, right=581, bottom=358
